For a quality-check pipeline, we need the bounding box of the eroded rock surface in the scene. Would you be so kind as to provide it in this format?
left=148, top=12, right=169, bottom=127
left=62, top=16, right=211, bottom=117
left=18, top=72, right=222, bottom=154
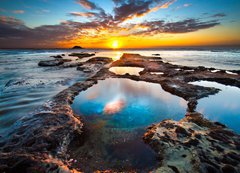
left=143, top=112, right=240, bottom=173
left=1, top=53, right=240, bottom=172
left=77, top=57, right=113, bottom=73
left=69, top=53, right=95, bottom=58
left=38, top=59, right=64, bottom=66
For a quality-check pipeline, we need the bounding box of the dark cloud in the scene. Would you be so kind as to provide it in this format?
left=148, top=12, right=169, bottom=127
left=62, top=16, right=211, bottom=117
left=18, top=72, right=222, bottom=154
left=0, top=16, right=79, bottom=48
left=212, top=13, right=226, bottom=18
left=133, top=19, right=220, bottom=35
left=76, top=0, right=104, bottom=12
left=114, top=0, right=152, bottom=22
left=0, top=14, right=221, bottom=48
left=112, top=0, right=176, bottom=22
left=0, top=0, right=222, bottom=48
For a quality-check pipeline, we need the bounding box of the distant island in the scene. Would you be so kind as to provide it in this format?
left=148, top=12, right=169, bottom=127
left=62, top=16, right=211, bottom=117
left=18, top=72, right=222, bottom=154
left=72, top=46, right=83, bottom=49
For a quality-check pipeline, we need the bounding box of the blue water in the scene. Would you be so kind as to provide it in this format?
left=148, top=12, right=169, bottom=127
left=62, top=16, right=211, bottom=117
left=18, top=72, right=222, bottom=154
left=70, top=78, right=187, bottom=171
left=0, top=48, right=239, bottom=135
left=72, top=78, right=187, bottom=128
left=190, top=81, right=240, bottom=133
left=0, top=49, right=86, bottom=134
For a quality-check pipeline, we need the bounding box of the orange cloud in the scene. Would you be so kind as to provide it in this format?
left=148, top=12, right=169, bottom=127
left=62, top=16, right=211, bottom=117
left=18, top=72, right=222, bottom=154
left=70, top=12, right=96, bottom=17
left=12, top=10, right=25, bottom=14
left=103, top=99, right=125, bottom=115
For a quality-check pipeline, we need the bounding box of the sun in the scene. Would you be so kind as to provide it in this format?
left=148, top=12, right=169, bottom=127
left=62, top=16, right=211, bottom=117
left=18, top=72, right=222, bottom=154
left=111, top=40, right=120, bottom=49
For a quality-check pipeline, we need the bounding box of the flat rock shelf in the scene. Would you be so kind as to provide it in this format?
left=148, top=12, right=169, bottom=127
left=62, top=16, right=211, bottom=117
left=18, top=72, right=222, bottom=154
left=0, top=53, right=240, bottom=173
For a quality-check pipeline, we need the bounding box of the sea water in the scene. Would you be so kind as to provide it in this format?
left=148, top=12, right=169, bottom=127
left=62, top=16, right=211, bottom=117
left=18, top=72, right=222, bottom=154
left=0, top=48, right=239, bottom=135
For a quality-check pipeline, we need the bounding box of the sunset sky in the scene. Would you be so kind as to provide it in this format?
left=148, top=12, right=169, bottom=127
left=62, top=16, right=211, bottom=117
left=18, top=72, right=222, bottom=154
left=0, top=0, right=240, bottom=48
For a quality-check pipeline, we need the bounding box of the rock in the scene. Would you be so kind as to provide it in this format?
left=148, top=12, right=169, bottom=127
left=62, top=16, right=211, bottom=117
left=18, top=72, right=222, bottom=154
left=69, top=53, right=95, bottom=58
left=152, top=54, right=161, bottom=56
left=2, top=53, right=240, bottom=172
left=38, top=60, right=64, bottom=67
left=187, top=99, right=197, bottom=112
left=77, top=57, right=113, bottom=73
left=72, top=46, right=83, bottom=49
left=143, top=112, right=240, bottom=173
left=50, top=55, right=63, bottom=59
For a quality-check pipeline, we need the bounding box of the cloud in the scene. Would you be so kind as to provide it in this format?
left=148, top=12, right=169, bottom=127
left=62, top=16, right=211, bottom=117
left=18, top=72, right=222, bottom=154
left=0, top=16, right=77, bottom=48
left=114, top=0, right=152, bottom=21
left=0, top=8, right=7, bottom=12
left=212, top=13, right=226, bottom=18
left=113, top=0, right=176, bottom=22
left=134, top=19, right=220, bottom=35
left=0, top=14, right=221, bottom=48
left=103, top=99, right=125, bottom=115
left=70, top=12, right=97, bottom=17
left=0, top=1, right=223, bottom=48
left=183, top=3, right=191, bottom=7
left=12, top=10, right=25, bottom=14
left=76, top=0, right=104, bottom=12
left=160, top=0, right=176, bottom=8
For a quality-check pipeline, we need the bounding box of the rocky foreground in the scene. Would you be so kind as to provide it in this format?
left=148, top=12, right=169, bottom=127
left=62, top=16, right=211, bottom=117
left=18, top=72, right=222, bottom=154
left=144, top=112, right=240, bottom=173
left=0, top=53, right=240, bottom=173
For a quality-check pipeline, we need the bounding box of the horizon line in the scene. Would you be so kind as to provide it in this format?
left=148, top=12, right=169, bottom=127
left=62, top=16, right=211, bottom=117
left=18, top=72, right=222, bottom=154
left=1, top=44, right=240, bottom=50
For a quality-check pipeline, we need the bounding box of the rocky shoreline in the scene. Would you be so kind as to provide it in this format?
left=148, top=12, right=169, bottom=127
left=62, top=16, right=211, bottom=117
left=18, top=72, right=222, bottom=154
left=0, top=53, right=240, bottom=173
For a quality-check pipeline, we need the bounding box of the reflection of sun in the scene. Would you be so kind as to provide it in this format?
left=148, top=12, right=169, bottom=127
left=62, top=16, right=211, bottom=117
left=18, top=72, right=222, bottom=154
left=113, top=51, right=122, bottom=61
left=112, top=40, right=120, bottom=49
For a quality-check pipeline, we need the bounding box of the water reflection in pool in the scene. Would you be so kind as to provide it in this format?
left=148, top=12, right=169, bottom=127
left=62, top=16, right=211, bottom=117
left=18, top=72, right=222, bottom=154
left=71, top=78, right=187, bottom=172
left=72, top=78, right=187, bottom=128
left=109, top=67, right=144, bottom=76
left=190, top=81, right=240, bottom=133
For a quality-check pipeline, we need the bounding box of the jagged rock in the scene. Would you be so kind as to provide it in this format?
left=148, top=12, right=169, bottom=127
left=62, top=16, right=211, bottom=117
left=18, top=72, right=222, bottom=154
left=38, top=60, right=64, bottom=66
left=69, top=53, right=95, bottom=58
left=50, top=55, right=63, bottom=59
left=1, top=53, right=240, bottom=172
left=143, top=112, right=240, bottom=173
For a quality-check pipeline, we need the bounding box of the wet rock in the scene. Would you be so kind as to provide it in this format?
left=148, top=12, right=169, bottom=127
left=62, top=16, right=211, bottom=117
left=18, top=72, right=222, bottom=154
left=38, top=60, right=64, bottom=66
left=0, top=80, right=99, bottom=173
left=5, top=79, right=26, bottom=87
left=152, top=54, right=161, bottom=56
left=222, top=165, right=237, bottom=173
left=196, top=66, right=206, bottom=71
left=143, top=112, right=240, bottom=173
left=187, top=98, right=197, bottom=112
left=69, top=53, right=95, bottom=58
left=175, top=126, right=190, bottom=137
left=50, top=55, right=63, bottom=59
left=77, top=57, right=113, bottom=73
left=2, top=53, right=240, bottom=172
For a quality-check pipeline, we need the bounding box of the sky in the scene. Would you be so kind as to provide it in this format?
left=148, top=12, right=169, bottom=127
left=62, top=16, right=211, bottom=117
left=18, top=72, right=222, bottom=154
left=0, top=0, right=240, bottom=48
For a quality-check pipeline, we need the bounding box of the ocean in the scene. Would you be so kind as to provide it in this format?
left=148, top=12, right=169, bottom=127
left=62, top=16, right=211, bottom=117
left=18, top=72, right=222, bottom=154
left=0, top=48, right=240, bottom=135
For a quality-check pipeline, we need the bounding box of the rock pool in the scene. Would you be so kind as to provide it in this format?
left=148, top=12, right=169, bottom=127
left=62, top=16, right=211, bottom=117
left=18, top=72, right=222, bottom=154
left=71, top=78, right=187, bottom=172
left=190, top=81, right=240, bottom=133
left=109, top=67, right=144, bottom=76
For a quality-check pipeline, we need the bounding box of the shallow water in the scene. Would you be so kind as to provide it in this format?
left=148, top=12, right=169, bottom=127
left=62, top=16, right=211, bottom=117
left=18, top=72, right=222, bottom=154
left=71, top=78, right=187, bottom=171
left=190, top=81, right=240, bottom=133
left=96, top=48, right=240, bottom=70
left=0, top=48, right=239, bottom=136
left=0, top=50, right=86, bottom=134
left=109, top=67, right=144, bottom=76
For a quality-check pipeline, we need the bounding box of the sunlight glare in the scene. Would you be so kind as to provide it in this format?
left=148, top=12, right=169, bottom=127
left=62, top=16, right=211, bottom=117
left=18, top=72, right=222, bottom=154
left=112, top=40, right=120, bottom=49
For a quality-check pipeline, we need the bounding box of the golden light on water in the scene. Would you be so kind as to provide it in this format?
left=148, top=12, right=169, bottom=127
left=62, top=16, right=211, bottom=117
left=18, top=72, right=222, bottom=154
left=113, top=52, right=122, bottom=61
